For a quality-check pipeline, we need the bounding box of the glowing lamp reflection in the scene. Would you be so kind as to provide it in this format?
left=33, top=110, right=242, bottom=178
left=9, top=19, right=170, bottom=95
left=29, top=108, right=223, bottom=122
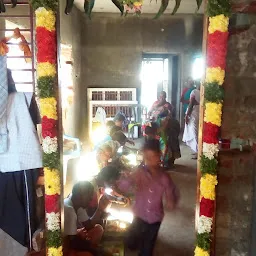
left=91, top=126, right=107, bottom=146
left=76, top=151, right=99, bottom=181
left=107, top=208, right=134, bottom=224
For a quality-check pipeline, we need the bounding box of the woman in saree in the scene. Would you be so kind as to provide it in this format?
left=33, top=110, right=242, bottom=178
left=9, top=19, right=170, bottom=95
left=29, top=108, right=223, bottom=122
left=148, top=91, right=173, bottom=121
left=182, top=86, right=200, bottom=159
left=148, top=91, right=173, bottom=145
left=180, top=77, right=195, bottom=116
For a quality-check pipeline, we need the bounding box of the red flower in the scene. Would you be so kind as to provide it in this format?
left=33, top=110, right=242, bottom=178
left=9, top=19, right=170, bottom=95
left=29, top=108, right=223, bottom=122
left=45, top=194, right=60, bottom=213
left=42, top=116, right=58, bottom=138
left=200, top=197, right=215, bottom=218
left=42, top=116, right=57, bottom=130
left=36, top=27, right=56, bottom=64
left=42, top=129, right=57, bottom=138
left=203, top=122, right=219, bottom=144
left=207, top=31, right=229, bottom=70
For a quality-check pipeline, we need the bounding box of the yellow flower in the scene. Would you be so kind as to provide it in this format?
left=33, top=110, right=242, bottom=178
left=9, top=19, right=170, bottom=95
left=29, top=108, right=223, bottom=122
left=35, top=7, right=56, bottom=32
left=134, top=1, right=142, bottom=7
left=195, top=246, right=210, bottom=256
left=37, top=62, right=56, bottom=78
left=40, top=97, right=58, bottom=120
left=200, top=174, right=218, bottom=200
left=204, top=102, right=222, bottom=127
left=44, top=168, right=61, bottom=196
left=205, top=67, right=225, bottom=85
left=48, top=246, right=63, bottom=256
left=208, top=14, right=229, bottom=34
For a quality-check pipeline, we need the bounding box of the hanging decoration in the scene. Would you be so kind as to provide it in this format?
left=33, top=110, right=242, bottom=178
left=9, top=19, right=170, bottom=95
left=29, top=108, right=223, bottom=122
left=31, top=0, right=63, bottom=255
left=122, top=0, right=143, bottom=16
left=0, top=28, right=31, bottom=61
left=0, top=0, right=17, bottom=12
left=195, top=1, right=231, bottom=256
left=64, top=0, right=204, bottom=18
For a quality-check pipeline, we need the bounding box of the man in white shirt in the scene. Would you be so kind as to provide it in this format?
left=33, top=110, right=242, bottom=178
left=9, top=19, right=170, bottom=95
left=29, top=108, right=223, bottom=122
left=64, top=181, right=110, bottom=255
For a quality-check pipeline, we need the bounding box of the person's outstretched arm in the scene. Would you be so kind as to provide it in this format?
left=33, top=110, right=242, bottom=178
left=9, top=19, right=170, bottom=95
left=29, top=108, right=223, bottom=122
left=82, top=195, right=110, bottom=230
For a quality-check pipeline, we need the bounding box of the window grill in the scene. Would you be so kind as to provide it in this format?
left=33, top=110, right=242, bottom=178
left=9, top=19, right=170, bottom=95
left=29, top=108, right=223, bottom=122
left=0, top=0, right=35, bottom=92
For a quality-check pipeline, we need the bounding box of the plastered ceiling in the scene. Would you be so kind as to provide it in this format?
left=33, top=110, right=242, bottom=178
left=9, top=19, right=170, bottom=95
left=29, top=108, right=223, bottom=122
left=74, top=0, right=204, bottom=14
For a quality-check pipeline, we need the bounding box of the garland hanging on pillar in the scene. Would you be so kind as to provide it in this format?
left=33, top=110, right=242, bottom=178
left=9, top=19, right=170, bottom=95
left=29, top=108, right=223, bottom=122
left=31, top=1, right=63, bottom=255
left=195, top=1, right=231, bottom=256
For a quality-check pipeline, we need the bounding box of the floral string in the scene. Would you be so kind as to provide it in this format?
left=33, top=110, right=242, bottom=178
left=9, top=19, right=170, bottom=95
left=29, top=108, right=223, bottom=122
left=195, top=0, right=231, bottom=255
left=31, top=0, right=62, bottom=254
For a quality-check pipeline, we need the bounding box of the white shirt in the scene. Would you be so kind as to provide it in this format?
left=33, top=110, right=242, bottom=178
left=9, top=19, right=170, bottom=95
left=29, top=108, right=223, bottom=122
left=64, top=197, right=89, bottom=236
left=0, top=93, right=42, bottom=172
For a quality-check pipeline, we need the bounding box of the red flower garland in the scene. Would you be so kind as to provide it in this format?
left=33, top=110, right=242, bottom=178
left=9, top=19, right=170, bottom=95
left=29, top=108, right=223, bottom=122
left=36, top=27, right=56, bottom=64
left=203, top=122, right=219, bottom=144
left=45, top=194, right=60, bottom=213
left=42, top=129, right=57, bottom=138
left=207, top=31, right=229, bottom=69
left=200, top=197, right=215, bottom=218
left=42, top=116, right=58, bottom=138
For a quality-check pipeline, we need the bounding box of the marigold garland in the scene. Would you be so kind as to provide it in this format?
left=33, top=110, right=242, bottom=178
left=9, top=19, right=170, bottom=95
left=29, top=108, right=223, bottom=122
left=44, top=168, right=61, bottom=196
left=205, top=67, right=225, bottom=85
left=195, top=246, right=210, bottom=256
left=200, top=174, right=218, bottom=200
left=208, top=14, right=229, bottom=34
left=37, top=62, right=56, bottom=78
left=40, top=98, right=58, bottom=120
left=35, top=8, right=56, bottom=31
left=32, top=1, right=62, bottom=254
left=48, top=246, right=63, bottom=256
left=204, top=102, right=223, bottom=127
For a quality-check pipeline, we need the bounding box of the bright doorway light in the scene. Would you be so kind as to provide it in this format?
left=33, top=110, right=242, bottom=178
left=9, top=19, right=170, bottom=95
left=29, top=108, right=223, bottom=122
left=141, top=60, right=165, bottom=110
left=192, top=57, right=204, bottom=80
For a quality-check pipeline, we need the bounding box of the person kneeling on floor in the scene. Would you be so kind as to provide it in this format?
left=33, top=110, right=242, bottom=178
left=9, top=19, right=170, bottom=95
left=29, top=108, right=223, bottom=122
left=64, top=181, right=110, bottom=256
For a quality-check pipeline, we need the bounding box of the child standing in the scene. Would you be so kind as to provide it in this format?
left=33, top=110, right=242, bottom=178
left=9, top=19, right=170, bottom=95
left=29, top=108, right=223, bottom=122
left=144, top=122, right=168, bottom=167
left=117, top=139, right=179, bottom=256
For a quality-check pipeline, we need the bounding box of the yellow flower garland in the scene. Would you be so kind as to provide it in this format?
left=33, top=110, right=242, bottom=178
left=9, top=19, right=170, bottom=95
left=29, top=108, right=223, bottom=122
left=44, top=168, right=61, bottom=196
left=48, top=246, right=63, bottom=256
left=40, top=97, right=58, bottom=120
left=134, top=1, right=143, bottom=7
left=204, top=102, right=222, bottom=127
left=208, top=14, right=229, bottom=34
left=35, top=7, right=56, bottom=31
left=200, top=174, right=218, bottom=200
left=195, top=246, right=210, bottom=256
left=37, top=62, right=56, bottom=78
left=205, top=67, right=225, bottom=85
